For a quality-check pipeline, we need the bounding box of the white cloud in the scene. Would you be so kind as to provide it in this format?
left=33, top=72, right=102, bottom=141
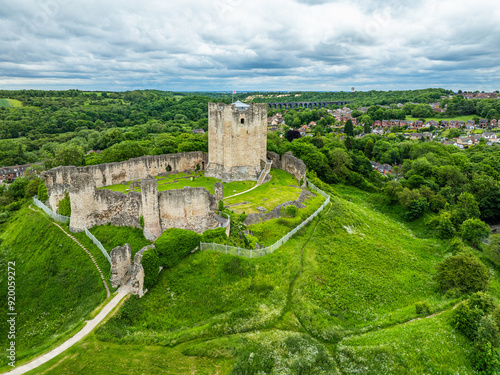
left=0, top=0, right=499, bottom=91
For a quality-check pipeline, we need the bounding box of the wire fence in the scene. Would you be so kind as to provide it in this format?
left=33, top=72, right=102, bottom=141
left=84, top=226, right=111, bottom=264
left=32, top=196, right=70, bottom=224
left=200, top=178, right=330, bottom=258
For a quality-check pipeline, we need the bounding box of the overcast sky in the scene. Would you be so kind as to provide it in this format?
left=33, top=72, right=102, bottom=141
left=1, top=0, right=499, bottom=92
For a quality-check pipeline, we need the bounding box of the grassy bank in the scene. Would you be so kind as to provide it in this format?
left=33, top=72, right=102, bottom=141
left=0, top=204, right=106, bottom=370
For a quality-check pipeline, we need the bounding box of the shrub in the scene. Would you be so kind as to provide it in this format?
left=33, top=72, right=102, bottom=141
left=487, top=235, right=500, bottom=268
left=435, top=212, right=456, bottom=239
left=218, top=199, right=224, bottom=212
left=37, top=181, right=48, bottom=203
left=5, top=201, right=22, bottom=212
left=58, top=190, right=71, bottom=216
left=415, top=301, right=431, bottom=316
left=141, top=247, right=160, bottom=290
left=448, top=237, right=469, bottom=255
left=452, top=301, right=486, bottom=340
left=285, top=205, right=297, bottom=218
left=139, top=215, right=144, bottom=228
left=460, top=218, right=491, bottom=249
left=155, top=228, right=201, bottom=269
left=435, top=254, right=488, bottom=295
left=202, top=227, right=227, bottom=244
left=24, top=177, right=41, bottom=198
left=472, top=315, right=500, bottom=373
left=404, top=197, right=429, bottom=221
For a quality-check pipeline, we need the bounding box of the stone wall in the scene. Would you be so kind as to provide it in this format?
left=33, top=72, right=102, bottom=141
left=66, top=172, right=220, bottom=238
left=43, top=151, right=207, bottom=212
left=130, top=244, right=156, bottom=297
left=110, top=244, right=132, bottom=288
left=68, top=172, right=142, bottom=232
left=158, top=186, right=219, bottom=234
left=206, top=102, right=268, bottom=182
left=267, top=151, right=307, bottom=186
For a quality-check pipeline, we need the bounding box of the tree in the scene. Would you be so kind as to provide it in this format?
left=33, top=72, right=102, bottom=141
left=344, top=119, right=354, bottom=137
left=292, top=117, right=302, bottom=128
left=461, top=218, right=491, bottom=248
left=53, top=143, right=85, bottom=167
left=286, top=130, right=301, bottom=143
left=37, top=182, right=48, bottom=202
left=58, top=190, right=71, bottom=216
left=364, top=140, right=374, bottom=159
left=436, top=254, right=489, bottom=295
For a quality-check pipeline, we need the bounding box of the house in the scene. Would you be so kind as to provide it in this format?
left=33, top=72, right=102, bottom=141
left=400, top=120, right=407, bottom=127
left=483, top=132, right=498, bottom=140
left=457, top=137, right=473, bottom=148
left=372, top=127, right=384, bottom=135
left=479, top=119, right=488, bottom=129
left=410, top=133, right=424, bottom=140
left=390, top=119, right=400, bottom=126
left=192, top=129, right=205, bottom=134
left=490, top=119, right=498, bottom=127
left=0, top=163, right=40, bottom=183
left=450, top=120, right=458, bottom=128
left=458, top=121, right=465, bottom=128
left=382, top=120, right=389, bottom=127
left=443, top=140, right=458, bottom=147
left=408, top=121, right=415, bottom=129
left=373, top=120, right=382, bottom=127
left=308, top=121, right=317, bottom=127
left=370, top=161, right=393, bottom=176
left=441, top=120, right=449, bottom=128
left=416, top=120, right=423, bottom=129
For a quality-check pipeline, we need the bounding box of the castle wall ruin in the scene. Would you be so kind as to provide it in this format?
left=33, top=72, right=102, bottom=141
left=43, top=151, right=207, bottom=211
left=267, top=151, right=307, bottom=186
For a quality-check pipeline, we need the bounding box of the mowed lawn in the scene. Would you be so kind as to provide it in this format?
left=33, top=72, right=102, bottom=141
left=224, top=169, right=301, bottom=214
left=100, top=171, right=255, bottom=196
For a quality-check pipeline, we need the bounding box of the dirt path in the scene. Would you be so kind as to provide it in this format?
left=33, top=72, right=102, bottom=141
left=4, top=286, right=129, bottom=375
left=29, top=205, right=110, bottom=298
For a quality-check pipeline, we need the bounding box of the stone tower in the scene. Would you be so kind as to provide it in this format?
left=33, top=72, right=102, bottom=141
left=205, top=101, right=268, bottom=182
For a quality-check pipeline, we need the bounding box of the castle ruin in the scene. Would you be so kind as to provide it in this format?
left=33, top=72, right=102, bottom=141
left=42, top=102, right=306, bottom=241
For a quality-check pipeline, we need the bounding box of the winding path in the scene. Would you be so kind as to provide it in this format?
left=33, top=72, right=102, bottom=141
left=4, top=286, right=129, bottom=375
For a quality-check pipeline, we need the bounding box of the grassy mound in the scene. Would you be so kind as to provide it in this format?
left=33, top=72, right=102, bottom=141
left=0, top=205, right=106, bottom=370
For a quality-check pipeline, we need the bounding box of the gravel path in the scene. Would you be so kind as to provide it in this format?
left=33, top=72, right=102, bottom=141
left=4, top=286, right=129, bottom=375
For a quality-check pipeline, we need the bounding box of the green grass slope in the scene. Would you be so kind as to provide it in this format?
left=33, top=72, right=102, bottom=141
left=13, top=183, right=480, bottom=374
left=0, top=205, right=107, bottom=370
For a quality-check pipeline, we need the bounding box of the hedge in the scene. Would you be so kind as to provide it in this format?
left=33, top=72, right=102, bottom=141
left=155, top=228, right=201, bottom=269
left=142, top=247, right=160, bottom=290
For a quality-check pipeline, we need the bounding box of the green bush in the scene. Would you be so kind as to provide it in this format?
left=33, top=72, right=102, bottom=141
left=155, top=228, right=201, bottom=269
left=435, top=254, right=488, bottom=295
left=460, top=218, right=491, bottom=249
left=218, top=199, right=224, bottom=212
left=436, top=212, right=456, bottom=240
left=37, top=181, right=48, bottom=203
left=5, top=200, right=22, bottom=212
left=142, top=247, right=160, bottom=290
left=472, top=315, right=500, bottom=373
left=58, top=190, right=71, bottom=216
left=223, top=257, right=247, bottom=278
left=415, top=301, right=431, bottom=316
left=285, top=205, right=298, bottom=218
left=404, top=197, right=429, bottom=221
left=453, top=292, right=496, bottom=341
left=202, top=227, right=227, bottom=244
left=487, top=235, right=500, bottom=268
left=447, top=238, right=469, bottom=255
left=139, top=215, right=144, bottom=228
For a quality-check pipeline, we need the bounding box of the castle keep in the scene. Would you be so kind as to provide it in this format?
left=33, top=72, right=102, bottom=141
left=205, top=102, right=268, bottom=182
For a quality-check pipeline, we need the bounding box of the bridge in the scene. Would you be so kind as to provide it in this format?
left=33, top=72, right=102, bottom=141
left=267, top=101, right=353, bottom=109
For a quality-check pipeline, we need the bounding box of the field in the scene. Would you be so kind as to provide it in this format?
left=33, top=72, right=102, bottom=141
left=101, top=171, right=255, bottom=196
left=0, top=98, right=22, bottom=108
left=224, top=169, right=302, bottom=214
left=0, top=205, right=107, bottom=371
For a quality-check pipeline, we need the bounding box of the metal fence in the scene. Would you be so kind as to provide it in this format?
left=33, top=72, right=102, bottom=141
left=200, top=178, right=330, bottom=258
left=84, top=226, right=111, bottom=264
left=32, top=196, right=70, bottom=224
